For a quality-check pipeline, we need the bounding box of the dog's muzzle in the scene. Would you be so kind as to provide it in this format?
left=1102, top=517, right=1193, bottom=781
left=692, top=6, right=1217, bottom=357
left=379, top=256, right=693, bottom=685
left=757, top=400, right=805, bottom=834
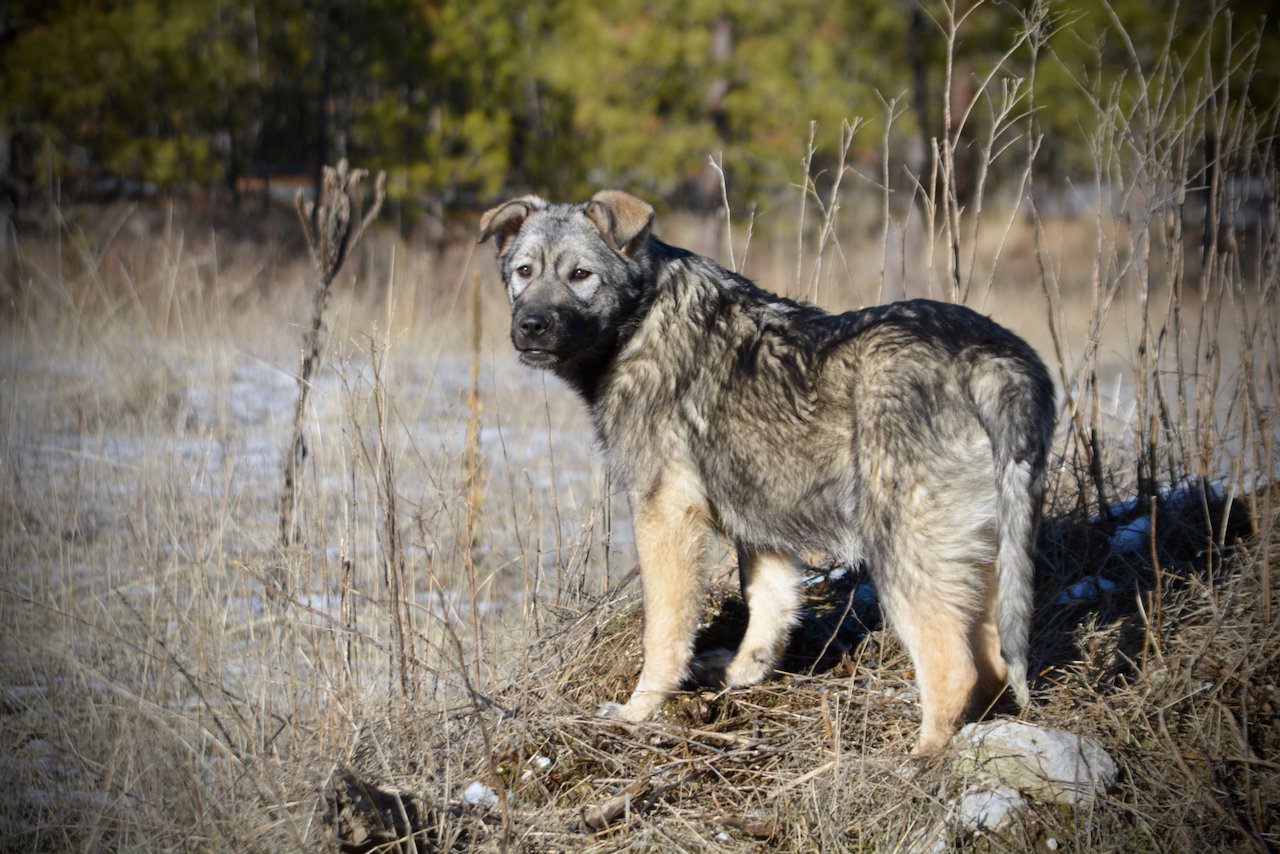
left=511, top=310, right=561, bottom=368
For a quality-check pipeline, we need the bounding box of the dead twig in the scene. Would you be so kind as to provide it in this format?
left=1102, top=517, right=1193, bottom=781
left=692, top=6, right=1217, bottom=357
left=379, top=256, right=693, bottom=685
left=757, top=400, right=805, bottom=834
left=279, top=160, right=386, bottom=552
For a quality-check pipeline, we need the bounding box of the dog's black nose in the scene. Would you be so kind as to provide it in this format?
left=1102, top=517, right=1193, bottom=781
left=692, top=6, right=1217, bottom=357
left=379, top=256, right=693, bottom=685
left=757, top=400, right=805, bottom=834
left=518, top=314, right=551, bottom=339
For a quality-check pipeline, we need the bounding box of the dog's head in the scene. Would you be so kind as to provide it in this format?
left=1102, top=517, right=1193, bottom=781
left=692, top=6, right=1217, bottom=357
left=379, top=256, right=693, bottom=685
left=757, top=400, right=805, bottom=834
left=478, top=190, right=655, bottom=393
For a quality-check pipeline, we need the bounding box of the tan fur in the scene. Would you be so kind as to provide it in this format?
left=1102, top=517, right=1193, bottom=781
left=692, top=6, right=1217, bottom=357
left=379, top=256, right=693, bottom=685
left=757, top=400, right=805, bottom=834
left=725, top=551, right=802, bottom=688
left=598, top=462, right=711, bottom=722
left=970, top=564, right=1010, bottom=712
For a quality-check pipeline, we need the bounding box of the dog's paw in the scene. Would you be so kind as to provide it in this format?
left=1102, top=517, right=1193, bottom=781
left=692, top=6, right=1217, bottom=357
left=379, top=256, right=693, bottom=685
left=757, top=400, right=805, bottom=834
left=724, top=648, right=776, bottom=688
left=596, top=695, right=661, bottom=722
left=596, top=700, right=649, bottom=722
left=596, top=701, right=627, bottom=720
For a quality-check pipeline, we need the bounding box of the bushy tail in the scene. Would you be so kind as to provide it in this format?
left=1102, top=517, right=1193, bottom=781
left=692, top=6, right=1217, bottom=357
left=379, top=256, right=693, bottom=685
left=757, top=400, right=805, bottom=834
left=992, top=459, right=1041, bottom=706
left=974, top=358, right=1054, bottom=707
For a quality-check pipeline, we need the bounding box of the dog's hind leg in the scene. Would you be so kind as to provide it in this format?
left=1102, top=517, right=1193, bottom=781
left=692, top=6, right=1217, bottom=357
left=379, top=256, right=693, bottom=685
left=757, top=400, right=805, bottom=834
left=969, top=561, right=1010, bottom=714
left=724, top=548, right=802, bottom=688
left=598, top=464, right=711, bottom=723
left=879, top=578, right=978, bottom=754
left=874, top=504, right=990, bottom=753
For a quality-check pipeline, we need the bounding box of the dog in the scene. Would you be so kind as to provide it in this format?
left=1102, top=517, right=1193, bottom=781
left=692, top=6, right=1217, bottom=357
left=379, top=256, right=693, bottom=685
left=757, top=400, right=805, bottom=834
left=479, top=190, right=1055, bottom=753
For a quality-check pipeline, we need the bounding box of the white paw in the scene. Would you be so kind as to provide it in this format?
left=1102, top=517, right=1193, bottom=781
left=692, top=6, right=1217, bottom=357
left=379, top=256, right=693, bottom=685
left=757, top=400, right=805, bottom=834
left=724, top=649, right=775, bottom=688
left=596, top=701, right=626, bottom=720
left=596, top=693, right=661, bottom=722
left=596, top=700, right=650, bottom=722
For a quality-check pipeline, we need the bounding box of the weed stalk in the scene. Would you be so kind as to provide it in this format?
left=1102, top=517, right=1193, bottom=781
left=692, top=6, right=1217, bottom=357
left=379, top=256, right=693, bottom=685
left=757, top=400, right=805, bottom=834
left=279, top=160, right=385, bottom=554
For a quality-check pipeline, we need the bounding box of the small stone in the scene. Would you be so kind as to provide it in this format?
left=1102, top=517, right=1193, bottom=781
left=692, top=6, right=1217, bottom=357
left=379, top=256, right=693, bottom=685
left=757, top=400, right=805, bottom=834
left=954, top=721, right=1118, bottom=805
left=957, top=784, right=1025, bottom=833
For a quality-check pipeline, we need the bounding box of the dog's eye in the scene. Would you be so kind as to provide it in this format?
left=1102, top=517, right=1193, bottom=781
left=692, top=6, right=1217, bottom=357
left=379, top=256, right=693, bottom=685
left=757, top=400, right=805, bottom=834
left=569, top=268, right=592, bottom=282
left=515, top=264, right=533, bottom=278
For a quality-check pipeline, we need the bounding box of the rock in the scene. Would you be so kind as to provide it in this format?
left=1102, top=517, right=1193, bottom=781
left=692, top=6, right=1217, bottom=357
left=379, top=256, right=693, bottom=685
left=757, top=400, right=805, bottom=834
left=907, top=783, right=1028, bottom=854
left=953, top=721, right=1118, bottom=805
left=956, top=783, right=1026, bottom=833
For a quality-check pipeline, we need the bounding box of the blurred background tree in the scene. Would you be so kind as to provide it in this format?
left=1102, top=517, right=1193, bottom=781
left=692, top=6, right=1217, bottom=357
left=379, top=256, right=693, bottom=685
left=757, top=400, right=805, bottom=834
left=1, top=0, right=1275, bottom=228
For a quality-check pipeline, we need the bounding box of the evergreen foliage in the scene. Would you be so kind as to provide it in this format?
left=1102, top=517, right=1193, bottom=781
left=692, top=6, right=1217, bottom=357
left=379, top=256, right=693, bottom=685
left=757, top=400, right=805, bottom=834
left=1, top=1, right=1275, bottom=210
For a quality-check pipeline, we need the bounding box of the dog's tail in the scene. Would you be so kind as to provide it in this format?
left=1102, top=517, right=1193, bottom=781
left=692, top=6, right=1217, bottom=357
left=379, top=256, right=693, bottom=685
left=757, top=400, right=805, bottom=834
left=972, top=354, right=1054, bottom=707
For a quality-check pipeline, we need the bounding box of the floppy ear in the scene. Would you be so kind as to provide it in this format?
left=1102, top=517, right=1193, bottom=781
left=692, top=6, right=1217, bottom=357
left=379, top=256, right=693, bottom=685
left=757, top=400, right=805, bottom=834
left=585, top=190, right=654, bottom=256
left=478, top=195, right=546, bottom=254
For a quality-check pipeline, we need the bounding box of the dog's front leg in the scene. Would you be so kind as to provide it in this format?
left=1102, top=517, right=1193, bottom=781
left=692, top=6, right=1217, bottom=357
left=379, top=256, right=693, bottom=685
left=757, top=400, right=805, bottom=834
left=598, top=467, right=710, bottom=722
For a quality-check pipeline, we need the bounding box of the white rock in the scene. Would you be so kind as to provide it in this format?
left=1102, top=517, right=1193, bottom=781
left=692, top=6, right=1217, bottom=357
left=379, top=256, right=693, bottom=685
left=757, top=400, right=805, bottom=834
left=956, top=784, right=1026, bottom=833
left=954, top=721, right=1117, bottom=805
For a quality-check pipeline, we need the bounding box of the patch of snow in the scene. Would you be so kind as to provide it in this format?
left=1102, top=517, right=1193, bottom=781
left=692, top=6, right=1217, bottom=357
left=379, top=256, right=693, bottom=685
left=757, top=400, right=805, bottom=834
left=226, top=360, right=297, bottom=425
left=1109, top=515, right=1150, bottom=553
left=803, top=565, right=855, bottom=586
left=521, top=754, right=553, bottom=782
left=1167, top=478, right=1224, bottom=508
left=1054, top=575, right=1117, bottom=605
left=461, top=781, right=498, bottom=807
left=880, top=686, right=918, bottom=702
left=1094, top=495, right=1141, bottom=522
left=1095, top=478, right=1230, bottom=527
left=294, top=591, right=341, bottom=615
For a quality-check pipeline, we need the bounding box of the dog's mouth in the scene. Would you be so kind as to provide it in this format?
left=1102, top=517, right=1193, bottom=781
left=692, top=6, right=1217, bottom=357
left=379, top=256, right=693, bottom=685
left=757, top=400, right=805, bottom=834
left=517, top=347, right=562, bottom=368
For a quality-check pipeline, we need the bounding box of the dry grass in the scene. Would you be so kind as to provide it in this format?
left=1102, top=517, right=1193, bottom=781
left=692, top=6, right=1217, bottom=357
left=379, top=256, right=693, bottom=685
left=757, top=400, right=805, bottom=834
left=3, top=4, right=1279, bottom=851
left=2, top=200, right=1274, bottom=852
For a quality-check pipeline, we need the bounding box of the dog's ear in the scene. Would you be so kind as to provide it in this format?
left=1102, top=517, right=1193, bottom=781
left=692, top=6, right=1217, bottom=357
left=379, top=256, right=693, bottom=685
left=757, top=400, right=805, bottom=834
left=586, top=190, right=654, bottom=257
left=478, top=195, right=546, bottom=254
